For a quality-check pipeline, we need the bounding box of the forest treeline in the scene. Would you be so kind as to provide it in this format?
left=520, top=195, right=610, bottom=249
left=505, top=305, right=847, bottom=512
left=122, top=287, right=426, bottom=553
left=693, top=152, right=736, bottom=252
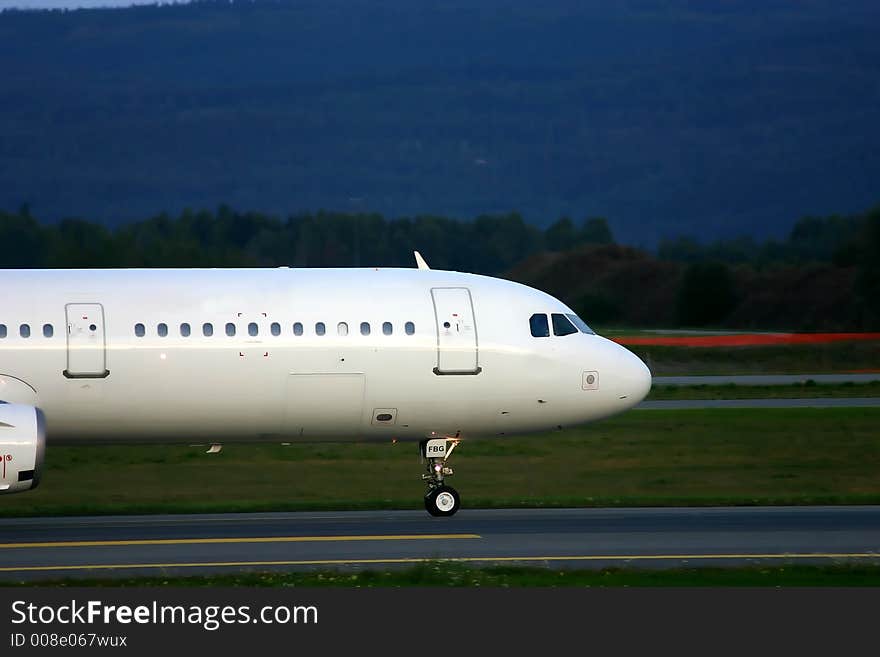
left=0, top=206, right=610, bottom=272
left=1, top=205, right=878, bottom=330
left=515, top=207, right=880, bottom=331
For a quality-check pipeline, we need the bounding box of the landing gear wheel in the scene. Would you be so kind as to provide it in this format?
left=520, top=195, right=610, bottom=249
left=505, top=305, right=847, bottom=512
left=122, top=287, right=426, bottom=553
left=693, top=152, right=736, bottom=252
left=420, top=435, right=462, bottom=517
left=425, top=485, right=460, bottom=517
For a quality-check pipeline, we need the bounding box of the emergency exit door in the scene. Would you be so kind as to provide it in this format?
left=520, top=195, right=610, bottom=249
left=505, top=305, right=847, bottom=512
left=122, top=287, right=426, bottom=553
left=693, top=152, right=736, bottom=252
left=431, top=287, right=481, bottom=375
left=64, top=303, right=109, bottom=378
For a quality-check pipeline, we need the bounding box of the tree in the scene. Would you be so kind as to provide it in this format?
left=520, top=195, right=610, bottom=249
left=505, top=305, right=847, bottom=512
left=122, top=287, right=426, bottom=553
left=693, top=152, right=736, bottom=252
left=855, top=207, right=880, bottom=327
left=579, top=217, right=614, bottom=244
left=577, top=292, right=622, bottom=324
left=676, top=261, right=738, bottom=327
left=0, top=210, right=47, bottom=268
left=545, top=217, right=576, bottom=251
left=658, top=236, right=704, bottom=262
left=46, top=218, right=114, bottom=268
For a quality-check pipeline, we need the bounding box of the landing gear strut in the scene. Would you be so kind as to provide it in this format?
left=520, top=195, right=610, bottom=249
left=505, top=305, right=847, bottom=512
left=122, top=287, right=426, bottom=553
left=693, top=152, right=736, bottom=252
left=420, top=436, right=461, bottom=517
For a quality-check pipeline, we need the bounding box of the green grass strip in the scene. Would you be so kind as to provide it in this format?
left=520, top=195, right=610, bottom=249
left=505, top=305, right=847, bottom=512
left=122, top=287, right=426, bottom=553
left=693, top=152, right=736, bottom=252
left=1, top=408, right=878, bottom=517
left=3, top=563, right=880, bottom=587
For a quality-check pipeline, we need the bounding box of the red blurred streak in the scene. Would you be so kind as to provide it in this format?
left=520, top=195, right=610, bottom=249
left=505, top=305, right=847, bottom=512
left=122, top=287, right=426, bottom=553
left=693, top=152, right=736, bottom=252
left=611, top=333, right=880, bottom=347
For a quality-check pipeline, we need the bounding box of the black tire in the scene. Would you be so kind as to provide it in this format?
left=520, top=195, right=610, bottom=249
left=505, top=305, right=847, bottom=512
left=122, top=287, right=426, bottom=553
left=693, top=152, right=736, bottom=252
left=424, top=485, right=460, bottom=517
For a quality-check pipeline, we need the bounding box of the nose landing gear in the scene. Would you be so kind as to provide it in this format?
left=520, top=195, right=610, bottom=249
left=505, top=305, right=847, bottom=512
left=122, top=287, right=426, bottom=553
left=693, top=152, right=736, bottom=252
left=421, top=436, right=461, bottom=517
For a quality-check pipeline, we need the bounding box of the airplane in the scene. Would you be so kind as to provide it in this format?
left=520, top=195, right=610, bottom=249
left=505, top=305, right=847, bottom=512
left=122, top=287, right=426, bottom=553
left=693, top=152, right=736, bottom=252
left=0, top=253, right=651, bottom=516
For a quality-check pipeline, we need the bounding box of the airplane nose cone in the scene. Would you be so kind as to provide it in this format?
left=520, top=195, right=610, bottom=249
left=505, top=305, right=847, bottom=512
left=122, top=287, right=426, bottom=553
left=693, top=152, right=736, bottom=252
left=629, top=351, right=652, bottom=404
left=576, top=337, right=652, bottom=422
left=612, top=342, right=652, bottom=408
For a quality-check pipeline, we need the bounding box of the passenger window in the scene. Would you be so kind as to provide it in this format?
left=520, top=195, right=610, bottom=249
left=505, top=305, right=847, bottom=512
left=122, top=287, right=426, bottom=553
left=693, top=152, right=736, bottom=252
left=203, top=323, right=214, bottom=337
left=271, top=322, right=281, bottom=336
left=551, top=313, right=578, bottom=336
left=180, top=323, right=191, bottom=337
left=158, top=323, right=168, bottom=337
left=20, top=324, right=30, bottom=338
left=405, top=321, right=415, bottom=335
left=529, top=314, right=549, bottom=338
left=226, top=323, right=236, bottom=337
left=382, top=322, right=392, bottom=336
left=293, top=322, right=303, bottom=336
left=135, top=323, right=145, bottom=337
left=0, top=324, right=6, bottom=339
left=248, top=322, right=258, bottom=337
left=338, top=322, right=349, bottom=336
left=43, top=324, right=54, bottom=338
left=360, top=322, right=370, bottom=336
left=566, top=313, right=595, bottom=335
left=315, top=322, right=326, bottom=336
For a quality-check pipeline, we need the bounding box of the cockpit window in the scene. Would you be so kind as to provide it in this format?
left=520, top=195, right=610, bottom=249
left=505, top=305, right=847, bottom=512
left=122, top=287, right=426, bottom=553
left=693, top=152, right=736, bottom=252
left=551, top=313, right=578, bottom=336
left=529, top=313, right=550, bottom=338
left=566, top=313, right=595, bottom=335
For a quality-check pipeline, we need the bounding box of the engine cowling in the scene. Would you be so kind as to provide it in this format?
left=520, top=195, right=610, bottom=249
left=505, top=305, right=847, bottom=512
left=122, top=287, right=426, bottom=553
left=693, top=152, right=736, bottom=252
left=0, top=403, right=47, bottom=494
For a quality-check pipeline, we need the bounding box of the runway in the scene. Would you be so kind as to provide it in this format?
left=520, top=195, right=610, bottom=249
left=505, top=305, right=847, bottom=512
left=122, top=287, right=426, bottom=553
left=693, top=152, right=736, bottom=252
left=1, top=506, right=878, bottom=580
left=642, top=373, right=880, bottom=408
left=637, top=398, right=880, bottom=409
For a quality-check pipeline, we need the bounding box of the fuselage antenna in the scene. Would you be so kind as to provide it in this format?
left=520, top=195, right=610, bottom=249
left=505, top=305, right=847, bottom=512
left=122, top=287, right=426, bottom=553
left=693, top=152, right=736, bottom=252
left=414, top=251, right=431, bottom=270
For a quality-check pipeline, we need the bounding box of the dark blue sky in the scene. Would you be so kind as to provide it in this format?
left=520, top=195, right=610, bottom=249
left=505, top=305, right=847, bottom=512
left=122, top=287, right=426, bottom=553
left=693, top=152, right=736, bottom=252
left=2, top=0, right=878, bottom=245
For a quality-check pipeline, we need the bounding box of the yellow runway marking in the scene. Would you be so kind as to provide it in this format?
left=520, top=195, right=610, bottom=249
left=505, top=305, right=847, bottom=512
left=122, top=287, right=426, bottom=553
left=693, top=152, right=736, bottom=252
left=0, top=553, right=877, bottom=573
left=0, top=534, right=481, bottom=550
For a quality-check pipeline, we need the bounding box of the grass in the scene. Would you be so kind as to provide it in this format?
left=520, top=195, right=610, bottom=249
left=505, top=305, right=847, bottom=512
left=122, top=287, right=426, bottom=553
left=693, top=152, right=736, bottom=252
left=631, top=341, right=880, bottom=375
left=647, top=381, right=880, bottom=400
left=2, top=408, right=879, bottom=517
left=3, top=562, right=880, bottom=587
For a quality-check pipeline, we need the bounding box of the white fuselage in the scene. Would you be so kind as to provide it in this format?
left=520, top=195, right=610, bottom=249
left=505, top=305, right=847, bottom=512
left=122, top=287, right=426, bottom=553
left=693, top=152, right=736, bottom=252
left=0, top=267, right=651, bottom=444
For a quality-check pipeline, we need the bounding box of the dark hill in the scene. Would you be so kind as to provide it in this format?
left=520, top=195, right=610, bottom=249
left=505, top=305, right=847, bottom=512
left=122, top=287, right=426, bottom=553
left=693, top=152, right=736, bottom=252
left=1, top=0, right=879, bottom=244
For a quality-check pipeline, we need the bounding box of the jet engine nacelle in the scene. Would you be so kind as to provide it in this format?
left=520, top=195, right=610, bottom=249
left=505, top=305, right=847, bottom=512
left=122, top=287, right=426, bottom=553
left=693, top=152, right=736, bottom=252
left=0, top=403, right=47, bottom=494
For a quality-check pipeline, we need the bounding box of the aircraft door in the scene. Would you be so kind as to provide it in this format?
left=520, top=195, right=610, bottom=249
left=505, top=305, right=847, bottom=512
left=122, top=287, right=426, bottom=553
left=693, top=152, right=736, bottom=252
left=64, top=303, right=109, bottom=378
left=431, top=287, right=481, bottom=375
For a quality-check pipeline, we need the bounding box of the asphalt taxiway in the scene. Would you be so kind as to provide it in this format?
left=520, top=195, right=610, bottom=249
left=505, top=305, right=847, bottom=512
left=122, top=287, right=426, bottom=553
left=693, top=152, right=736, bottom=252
left=642, top=373, right=880, bottom=408
left=1, top=506, right=878, bottom=580
left=637, top=398, right=880, bottom=409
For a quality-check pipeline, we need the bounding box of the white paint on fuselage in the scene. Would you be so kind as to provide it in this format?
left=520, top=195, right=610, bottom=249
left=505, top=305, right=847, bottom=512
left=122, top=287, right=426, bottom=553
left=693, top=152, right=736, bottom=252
left=0, top=268, right=651, bottom=444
